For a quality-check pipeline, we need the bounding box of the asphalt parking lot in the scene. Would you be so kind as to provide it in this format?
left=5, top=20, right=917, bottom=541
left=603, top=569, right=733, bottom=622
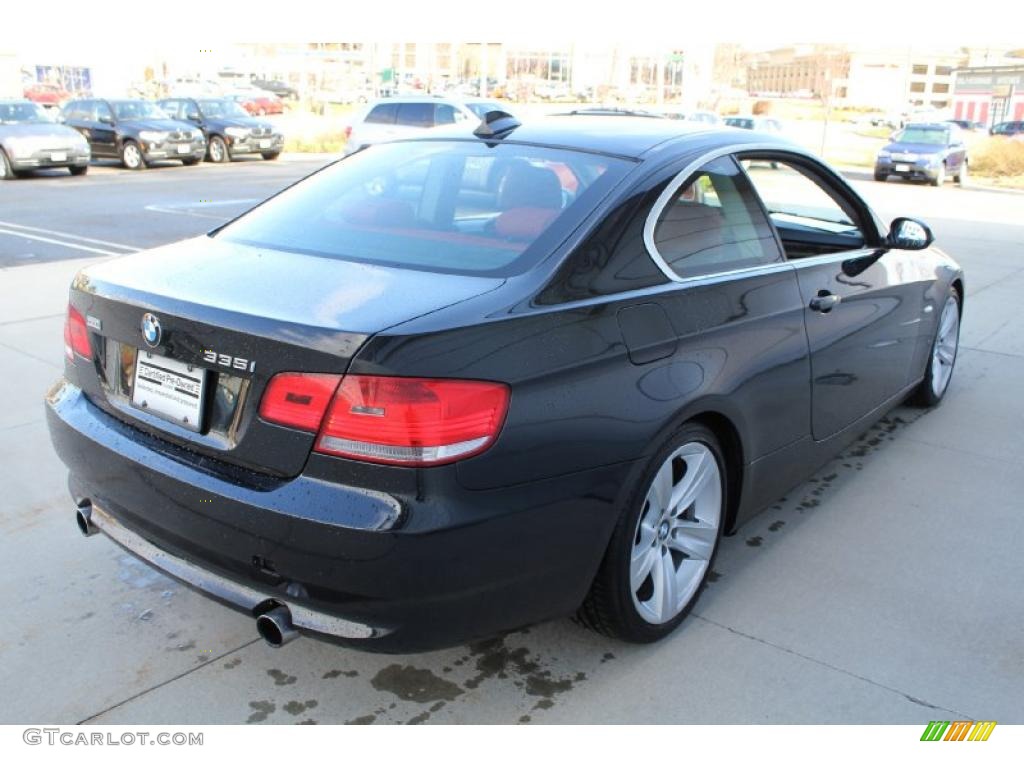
left=1, top=158, right=1022, bottom=725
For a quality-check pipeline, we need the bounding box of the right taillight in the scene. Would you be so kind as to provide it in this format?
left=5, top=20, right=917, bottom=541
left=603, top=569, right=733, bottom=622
left=64, top=304, right=92, bottom=361
left=344, top=125, right=352, bottom=140
left=259, top=373, right=509, bottom=467
left=316, top=375, right=509, bottom=466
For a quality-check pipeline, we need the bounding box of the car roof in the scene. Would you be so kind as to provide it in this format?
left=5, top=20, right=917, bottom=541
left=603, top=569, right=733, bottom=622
left=405, top=115, right=784, bottom=159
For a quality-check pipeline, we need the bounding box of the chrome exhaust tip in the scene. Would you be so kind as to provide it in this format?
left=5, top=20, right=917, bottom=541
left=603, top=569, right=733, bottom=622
left=256, top=605, right=299, bottom=648
left=76, top=503, right=98, bottom=537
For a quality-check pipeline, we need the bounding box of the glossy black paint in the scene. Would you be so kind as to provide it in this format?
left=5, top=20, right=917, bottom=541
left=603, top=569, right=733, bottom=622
left=46, top=120, right=964, bottom=651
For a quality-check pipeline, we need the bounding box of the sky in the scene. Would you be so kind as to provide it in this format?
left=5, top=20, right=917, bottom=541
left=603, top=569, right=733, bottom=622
left=8, top=0, right=1022, bottom=52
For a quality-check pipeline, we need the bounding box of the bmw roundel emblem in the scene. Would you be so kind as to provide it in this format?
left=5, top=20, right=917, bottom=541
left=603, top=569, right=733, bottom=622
left=141, top=313, right=162, bottom=347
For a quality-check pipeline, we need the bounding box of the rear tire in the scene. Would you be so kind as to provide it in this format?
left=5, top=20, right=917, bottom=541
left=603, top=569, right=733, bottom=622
left=909, top=285, right=961, bottom=407
left=261, top=151, right=281, bottom=161
left=578, top=423, right=727, bottom=643
left=954, top=159, right=968, bottom=186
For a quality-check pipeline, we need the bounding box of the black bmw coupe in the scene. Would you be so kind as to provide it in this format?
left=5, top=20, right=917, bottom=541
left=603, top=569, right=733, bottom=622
left=46, top=113, right=963, bottom=651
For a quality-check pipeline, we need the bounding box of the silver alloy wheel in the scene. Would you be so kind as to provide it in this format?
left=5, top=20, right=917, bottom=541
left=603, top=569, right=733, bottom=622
left=210, top=139, right=225, bottom=162
left=123, top=143, right=142, bottom=169
left=931, top=296, right=960, bottom=397
left=958, top=160, right=968, bottom=186
left=933, top=164, right=945, bottom=186
left=630, top=441, right=722, bottom=625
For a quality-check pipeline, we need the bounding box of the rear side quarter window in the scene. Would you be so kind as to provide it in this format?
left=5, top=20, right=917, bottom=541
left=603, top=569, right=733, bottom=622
left=649, top=156, right=781, bottom=280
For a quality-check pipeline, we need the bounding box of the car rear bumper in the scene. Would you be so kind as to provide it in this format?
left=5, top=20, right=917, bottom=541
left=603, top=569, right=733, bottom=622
left=46, top=379, right=629, bottom=651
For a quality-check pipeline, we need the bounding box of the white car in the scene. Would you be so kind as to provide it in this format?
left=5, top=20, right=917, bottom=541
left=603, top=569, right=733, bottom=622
left=344, top=97, right=510, bottom=155
left=723, top=115, right=783, bottom=133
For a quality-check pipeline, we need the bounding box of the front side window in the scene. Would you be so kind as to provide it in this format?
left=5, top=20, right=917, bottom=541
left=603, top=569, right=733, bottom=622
left=94, top=102, right=113, bottom=122
left=111, top=101, right=168, bottom=120
left=739, top=157, right=868, bottom=259
left=216, top=140, right=633, bottom=276
left=651, top=156, right=780, bottom=279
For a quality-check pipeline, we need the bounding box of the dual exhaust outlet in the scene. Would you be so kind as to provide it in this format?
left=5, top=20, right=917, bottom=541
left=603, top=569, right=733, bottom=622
left=75, top=502, right=299, bottom=648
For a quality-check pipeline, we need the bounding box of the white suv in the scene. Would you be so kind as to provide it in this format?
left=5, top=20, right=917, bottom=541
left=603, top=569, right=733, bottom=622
left=344, top=96, right=509, bottom=155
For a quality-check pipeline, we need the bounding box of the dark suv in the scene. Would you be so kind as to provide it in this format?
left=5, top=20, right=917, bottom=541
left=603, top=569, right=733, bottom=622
left=251, top=79, right=298, bottom=101
left=61, top=99, right=205, bottom=170
left=874, top=122, right=968, bottom=186
left=990, top=121, right=1024, bottom=138
left=158, top=97, right=284, bottom=163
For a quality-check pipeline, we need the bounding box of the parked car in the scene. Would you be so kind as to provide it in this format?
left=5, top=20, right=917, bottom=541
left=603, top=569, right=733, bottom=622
left=989, top=120, right=1024, bottom=138
left=723, top=115, right=783, bottom=133
left=158, top=97, right=283, bottom=162
left=61, top=99, right=206, bottom=170
left=875, top=122, right=968, bottom=186
left=658, top=109, right=720, bottom=125
left=23, top=82, right=71, bottom=107
left=946, top=119, right=984, bottom=131
left=0, top=99, right=90, bottom=179
left=226, top=90, right=284, bottom=116
left=47, top=113, right=963, bottom=652
left=251, top=79, right=299, bottom=101
left=344, top=96, right=511, bottom=154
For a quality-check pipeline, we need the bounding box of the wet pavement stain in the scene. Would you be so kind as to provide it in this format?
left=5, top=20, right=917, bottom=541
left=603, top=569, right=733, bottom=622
left=247, top=700, right=275, bottom=723
left=268, top=669, right=297, bottom=686
left=283, top=699, right=318, bottom=716
left=370, top=664, right=463, bottom=704
left=297, top=719, right=317, bottom=725
left=768, top=520, right=786, bottom=532
left=707, top=569, right=721, bottom=583
left=346, top=714, right=376, bottom=725
left=407, top=701, right=446, bottom=725
left=322, top=669, right=358, bottom=679
left=746, top=536, right=763, bottom=547
left=600, top=652, right=616, bottom=663
left=224, top=658, right=242, bottom=669
left=175, top=640, right=196, bottom=652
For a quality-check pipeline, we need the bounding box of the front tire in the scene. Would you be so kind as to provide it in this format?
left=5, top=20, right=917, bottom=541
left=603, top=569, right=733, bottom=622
left=578, top=423, right=726, bottom=643
left=930, top=163, right=946, bottom=187
left=873, top=169, right=888, bottom=182
left=0, top=149, right=13, bottom=180
left=207, top=135, right=229, bottom=163
left=910, top=286, right=961, bottom=407
left=68, top=165, right=88, bottom=176
left=181, top=157, right=200, bottom=166
left=261, top=151, right=281, bottom=161
left=120, top=140, right=145, bottom=170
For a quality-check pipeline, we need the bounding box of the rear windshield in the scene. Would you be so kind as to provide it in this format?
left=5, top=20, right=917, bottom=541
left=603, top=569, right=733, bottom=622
left=216, top=140, right=633, bottom=276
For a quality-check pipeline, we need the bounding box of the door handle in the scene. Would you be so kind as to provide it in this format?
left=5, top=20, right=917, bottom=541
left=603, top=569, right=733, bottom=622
left=809, top=290, right=841, bottom=313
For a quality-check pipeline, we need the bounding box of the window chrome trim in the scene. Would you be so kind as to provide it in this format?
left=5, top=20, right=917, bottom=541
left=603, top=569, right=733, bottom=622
left=642, top=142, right=865, bottom=285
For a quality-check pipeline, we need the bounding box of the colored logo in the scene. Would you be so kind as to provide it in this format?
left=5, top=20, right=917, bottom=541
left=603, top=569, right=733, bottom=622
left=141, top=313, right=161, bottom=347
left=921, top=721, right=996, bottom=742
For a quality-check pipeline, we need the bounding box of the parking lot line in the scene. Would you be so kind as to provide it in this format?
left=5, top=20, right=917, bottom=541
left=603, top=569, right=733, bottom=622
left=0, top=228, right=124, bottom=257
left=0, top=220, right=141, bottom=252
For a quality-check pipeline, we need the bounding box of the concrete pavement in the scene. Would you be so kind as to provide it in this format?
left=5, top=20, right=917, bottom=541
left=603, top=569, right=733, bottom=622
left=0, top=165, right=1021, bottom=724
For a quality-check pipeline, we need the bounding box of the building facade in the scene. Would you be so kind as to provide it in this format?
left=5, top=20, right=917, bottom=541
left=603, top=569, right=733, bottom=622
left=952, top=65, right=1024, bottom=126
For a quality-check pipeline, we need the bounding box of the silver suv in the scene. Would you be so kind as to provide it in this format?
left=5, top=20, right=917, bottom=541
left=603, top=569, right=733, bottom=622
left=344, top=96, right=509, bottom=155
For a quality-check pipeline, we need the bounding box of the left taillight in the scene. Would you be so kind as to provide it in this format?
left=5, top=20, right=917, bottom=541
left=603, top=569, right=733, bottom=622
left=258, top=373, right=342, bottom=432
left=64, top=304, right=92, bottom=362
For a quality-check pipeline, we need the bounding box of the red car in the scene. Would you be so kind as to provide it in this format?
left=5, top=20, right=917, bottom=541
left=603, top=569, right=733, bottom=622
left=24, top=82, right=71, bottom=106
left=227, top=91, right=283, bottom=116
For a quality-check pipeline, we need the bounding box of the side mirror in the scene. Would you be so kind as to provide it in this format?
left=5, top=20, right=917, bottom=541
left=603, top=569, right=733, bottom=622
left=887, top=217, right=934, bottom=250
left=98, top=114, right=113, bottom=125
left=187, top=112, right=201, bottom=122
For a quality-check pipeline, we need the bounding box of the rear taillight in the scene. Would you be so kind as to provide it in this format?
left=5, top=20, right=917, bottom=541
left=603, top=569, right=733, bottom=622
left=258, top=373, right=342, bottom=431
left=64, top=305, right=92, bottom=361
left=344, top=125, right=352, bottom=140
left=315, top=376, right=509, bottom=466
left=259, top=373, right=509, bottom=467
